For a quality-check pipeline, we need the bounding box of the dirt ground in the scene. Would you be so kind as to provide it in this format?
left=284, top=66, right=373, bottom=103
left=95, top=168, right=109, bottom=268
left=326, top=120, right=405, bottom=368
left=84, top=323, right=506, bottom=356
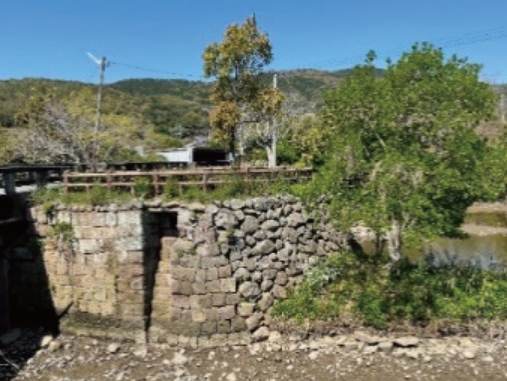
left=2, top=329, right=507, bottom=381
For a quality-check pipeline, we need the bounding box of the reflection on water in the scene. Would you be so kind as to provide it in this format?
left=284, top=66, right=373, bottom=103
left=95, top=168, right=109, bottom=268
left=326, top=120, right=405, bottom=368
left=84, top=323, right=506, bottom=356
left=360, top=230, right=507, bottom=269
left=358, top=211, right=507, bottom=268
left=424, top=234, right=507, bottom=270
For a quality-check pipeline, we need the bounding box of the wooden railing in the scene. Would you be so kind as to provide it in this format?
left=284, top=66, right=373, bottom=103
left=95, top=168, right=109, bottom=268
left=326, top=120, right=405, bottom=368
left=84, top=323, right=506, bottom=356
left=63, top=167, right=313, bottom=195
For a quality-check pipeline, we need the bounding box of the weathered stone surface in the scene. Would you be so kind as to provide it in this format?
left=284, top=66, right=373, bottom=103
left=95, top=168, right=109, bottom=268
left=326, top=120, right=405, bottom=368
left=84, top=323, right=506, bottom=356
left=258, top=293, right=274, bottom=311
left=261, top=220, right=280, bottom=231
left=394, top=337, right=420, bottom=347
left=219, top=305, right=236, bottom=320
left=220, top=278, right=237, bottom=293
left=245, top=313, right=263, bottom=331
left=238, top=303, right=255, bottom=317
left=252, top=326, right=270, bottom=341
left=238, top=282, right=260, bottom=299
left=230, top=199, right=245, bottom=210
left=33, top=194, right=344, bottom=347
left=354, top=331, right=380, bottom=345
left=275, top=272, right=288, bottom=286
left=215, top=210, right=238, bottom=230
left=252, top=240, right=275, bottom=256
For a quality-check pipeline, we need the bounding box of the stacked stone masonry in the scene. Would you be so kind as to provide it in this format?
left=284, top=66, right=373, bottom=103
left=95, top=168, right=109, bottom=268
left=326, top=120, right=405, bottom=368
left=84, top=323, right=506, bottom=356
left=30, top=195, right=344, bottom=346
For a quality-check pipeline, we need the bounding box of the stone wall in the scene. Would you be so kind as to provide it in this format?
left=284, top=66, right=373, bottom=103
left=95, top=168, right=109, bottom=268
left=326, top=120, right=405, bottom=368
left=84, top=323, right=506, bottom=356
left=28, top=196, right=344, bottom=345
left=30, top=205, right=160, bottom=342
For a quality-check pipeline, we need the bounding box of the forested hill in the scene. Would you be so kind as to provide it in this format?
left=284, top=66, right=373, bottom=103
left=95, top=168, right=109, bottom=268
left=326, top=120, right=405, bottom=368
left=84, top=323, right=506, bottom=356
left=3, top=67, right=503, bottom=144
left=0, top=68, right=372, bottom=134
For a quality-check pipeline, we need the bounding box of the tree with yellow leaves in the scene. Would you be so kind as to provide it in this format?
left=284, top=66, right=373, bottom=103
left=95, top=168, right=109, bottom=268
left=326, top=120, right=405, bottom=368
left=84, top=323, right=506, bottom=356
left=203, top=15, right=284, bottom=165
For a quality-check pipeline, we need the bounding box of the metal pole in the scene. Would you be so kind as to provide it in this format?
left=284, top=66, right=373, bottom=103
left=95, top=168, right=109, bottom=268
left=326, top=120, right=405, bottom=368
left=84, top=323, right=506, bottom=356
left=93, top=57, right=107, bottom=168
left=270, top=74, right=278, bottom=168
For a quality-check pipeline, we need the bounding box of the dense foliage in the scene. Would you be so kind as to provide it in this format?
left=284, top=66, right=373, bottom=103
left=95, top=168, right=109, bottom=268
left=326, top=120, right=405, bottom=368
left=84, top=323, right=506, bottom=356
left=305, top=44, right=504, bottom=261
left=272, top=252, right=507, bottom=329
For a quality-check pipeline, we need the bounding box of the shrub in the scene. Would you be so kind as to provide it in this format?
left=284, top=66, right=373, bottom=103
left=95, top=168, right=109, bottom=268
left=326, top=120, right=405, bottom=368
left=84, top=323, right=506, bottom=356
left=133, top=177, right=154, bottom=199
left=163, top=177, right=180, bottom=199
left=271, top=251, right=507, bottom=328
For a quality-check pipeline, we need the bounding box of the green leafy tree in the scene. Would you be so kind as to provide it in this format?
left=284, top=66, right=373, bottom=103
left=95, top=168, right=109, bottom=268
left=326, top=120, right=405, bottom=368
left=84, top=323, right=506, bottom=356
left=203, top=15, right=284, bottom=161
left=308, top=44, right=501, bottom=261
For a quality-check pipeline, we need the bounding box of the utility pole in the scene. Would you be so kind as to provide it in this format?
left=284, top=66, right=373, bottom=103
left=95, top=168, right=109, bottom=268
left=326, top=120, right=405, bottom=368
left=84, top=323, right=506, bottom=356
left=269, top=73, right=278, bottom=168
left=87, top=53, right=109, bottom=167
left=501, top=93, right=505, bottom=123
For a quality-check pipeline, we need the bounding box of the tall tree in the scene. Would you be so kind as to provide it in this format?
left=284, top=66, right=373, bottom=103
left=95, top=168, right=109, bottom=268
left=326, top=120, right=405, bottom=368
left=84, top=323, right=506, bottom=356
left=203, top=15, right=284, bottom=163
left=308, top=44, right=501, bottom=262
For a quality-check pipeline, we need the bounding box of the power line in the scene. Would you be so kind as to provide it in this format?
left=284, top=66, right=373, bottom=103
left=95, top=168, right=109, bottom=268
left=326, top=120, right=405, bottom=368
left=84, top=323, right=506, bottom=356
left=107, top=24, right=507, bottom=81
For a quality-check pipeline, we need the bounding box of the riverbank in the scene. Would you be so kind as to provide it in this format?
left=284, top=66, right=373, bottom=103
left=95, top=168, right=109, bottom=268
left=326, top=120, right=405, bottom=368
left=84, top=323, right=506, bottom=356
left=3, top=328, right=507, bottom=381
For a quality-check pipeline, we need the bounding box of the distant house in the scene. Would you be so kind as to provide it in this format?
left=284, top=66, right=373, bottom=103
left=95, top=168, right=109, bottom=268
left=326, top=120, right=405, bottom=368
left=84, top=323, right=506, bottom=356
left=156, top=147, right=231, bottom=168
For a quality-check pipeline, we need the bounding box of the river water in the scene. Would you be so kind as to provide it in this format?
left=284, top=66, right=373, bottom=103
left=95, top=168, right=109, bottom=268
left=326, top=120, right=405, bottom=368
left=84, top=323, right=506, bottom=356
left=360, top=206, right=507, bottom=268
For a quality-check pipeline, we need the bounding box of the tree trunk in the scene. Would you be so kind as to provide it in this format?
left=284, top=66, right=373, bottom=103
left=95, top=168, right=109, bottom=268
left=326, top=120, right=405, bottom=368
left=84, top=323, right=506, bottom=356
left=267, top=121, right=277, bottom=168
left=266, top=144, right=276, bottom=168
left=386, top=220, right=402, bottom=262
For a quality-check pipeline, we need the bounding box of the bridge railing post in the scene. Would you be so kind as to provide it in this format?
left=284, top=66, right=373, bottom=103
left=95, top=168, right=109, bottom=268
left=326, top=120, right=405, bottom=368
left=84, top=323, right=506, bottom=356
left=35, top=171, right=49, bottom=188
left=3, top=173, right=16, bottom=195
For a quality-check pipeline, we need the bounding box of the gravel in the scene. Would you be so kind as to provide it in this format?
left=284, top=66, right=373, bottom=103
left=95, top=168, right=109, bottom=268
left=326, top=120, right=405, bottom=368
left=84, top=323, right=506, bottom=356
left=2, top=328, right=507, bottom=381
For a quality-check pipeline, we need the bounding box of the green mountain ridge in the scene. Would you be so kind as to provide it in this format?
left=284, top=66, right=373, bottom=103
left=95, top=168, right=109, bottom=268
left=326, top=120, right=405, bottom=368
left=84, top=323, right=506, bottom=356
left=1, top=67, right=502, bottom=142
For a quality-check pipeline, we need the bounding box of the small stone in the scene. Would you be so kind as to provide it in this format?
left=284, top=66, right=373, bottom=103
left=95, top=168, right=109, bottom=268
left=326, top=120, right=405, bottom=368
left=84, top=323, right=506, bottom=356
left=378, top=341, right=393, bottom=352
left=48, top=341, right=61, bottom=352
left=394, top=337, right=419, bottom=348
left=462, top=350, right=477, bottom=359
left=226, top=373, right=237, bottom=381
left=354, top=331, right=379, bottom=345
left=268, top=331, right=282, bottom=343
left=172, top=351, right=189, bottom=366
left=308, top=351, right=319, bottom=360
left=252, top=327, right=270, bottom=341
left=40, top=334, right=54, bottom=348
left=107, top=343, right=121, bottom=354
left=343, top=341, right=359, bottom=351
left=363, top=345, right=378, bottom=354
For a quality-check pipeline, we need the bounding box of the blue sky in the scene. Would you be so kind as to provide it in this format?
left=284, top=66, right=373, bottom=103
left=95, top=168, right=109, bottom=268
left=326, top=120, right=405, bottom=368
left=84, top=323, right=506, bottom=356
left=2, top=0, right=507, bottom=84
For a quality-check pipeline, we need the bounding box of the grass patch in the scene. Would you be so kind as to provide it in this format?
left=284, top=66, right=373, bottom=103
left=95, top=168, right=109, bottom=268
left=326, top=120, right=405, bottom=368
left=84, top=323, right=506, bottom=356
left=31, top=185, right=134, bottom=207
left=464, top=211, right=507, bottom=228
left=165, top=175, right=298, bottom=203
left=32, top=176, right=304, bottom=206
left=271, top=252, right=507, bottom=329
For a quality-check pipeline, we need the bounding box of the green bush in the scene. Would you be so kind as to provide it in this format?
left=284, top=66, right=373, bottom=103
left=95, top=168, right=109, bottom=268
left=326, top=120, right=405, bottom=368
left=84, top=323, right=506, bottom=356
left=51, top=221, right=74, bottom=241
left=271, top=251, right=507, bottom=328
left=133, top=177, right=154, bottom=199
left=163, top=177, right=180, bottom=199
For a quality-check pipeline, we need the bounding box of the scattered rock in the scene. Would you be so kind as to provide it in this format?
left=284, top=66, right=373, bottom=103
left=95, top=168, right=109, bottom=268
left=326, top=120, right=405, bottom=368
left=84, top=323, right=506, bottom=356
left=40, top=334, right=54, bottom=348
left=462, top=350, right=477, bottom=360
left=107, top=343, right=121, bottom=354
left=268, top=331, right=282, bottom=343
left=343, top=341, right=359, bottom=352
left=378, top=341, right=393, bottom=352
left=172, top=351, right=189, bottom=366
left=308, top=351, right=320, bottom=360
left=354, top=331, right=380, bottom=345
left=394, top=337, right=419, bottom=348
left=48, top=341, right=61, bottom=352
left=252, top=327, right=270, bottom=342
